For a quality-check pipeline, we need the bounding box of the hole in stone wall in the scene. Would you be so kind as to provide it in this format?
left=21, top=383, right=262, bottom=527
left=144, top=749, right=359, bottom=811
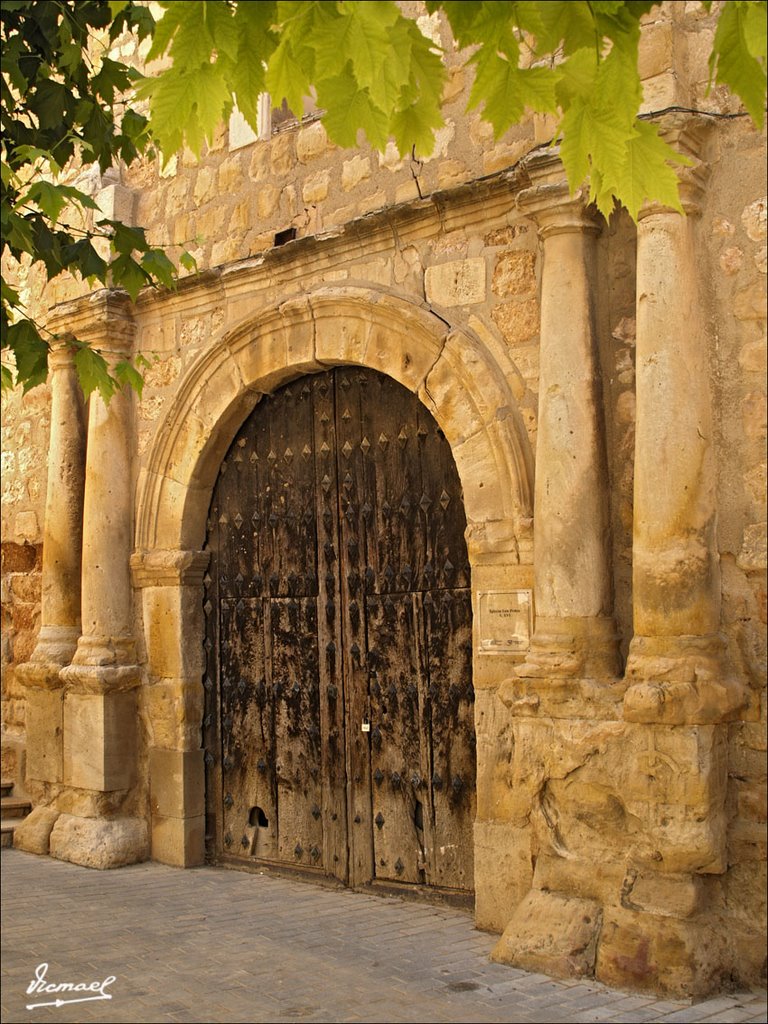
left=274, top=227, right=297, bottom=247
left=249, top=806, right=269, bottom=828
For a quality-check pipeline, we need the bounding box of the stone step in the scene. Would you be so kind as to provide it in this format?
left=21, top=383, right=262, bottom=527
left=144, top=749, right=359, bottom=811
left=0, top=780, right=13, bottom=798
left=0, top=797, right=32, bottom=819
left=1, top=821, right=16, bottom=848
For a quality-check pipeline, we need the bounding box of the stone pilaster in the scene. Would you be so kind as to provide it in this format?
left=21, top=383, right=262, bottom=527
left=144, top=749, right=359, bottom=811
left=623, top=121, right=748, bottom=726
left=131, top=548, right=210, bottom=867
left=53, top=291, right=148, bottom=868
left=502, top=154, right=620, bottom=716
left=16, top=342, right=86, bottom=789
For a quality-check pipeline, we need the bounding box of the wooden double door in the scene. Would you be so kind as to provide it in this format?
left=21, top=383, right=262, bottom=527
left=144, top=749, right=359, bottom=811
left=203, top=368, right=475, bottom=892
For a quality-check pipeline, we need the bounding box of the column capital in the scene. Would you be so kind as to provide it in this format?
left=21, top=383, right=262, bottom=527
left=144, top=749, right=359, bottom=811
left=46, top=288, right=136, bottom=359
left=130, top=548, right=210, bottom=588
left=517, top=151, right=601, bottom=237
left=638, top=113, right=710, bottom=220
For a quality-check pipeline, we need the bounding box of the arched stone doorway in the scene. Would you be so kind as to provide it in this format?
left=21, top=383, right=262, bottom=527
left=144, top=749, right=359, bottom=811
left=133, top=286, right=534, bottom=919
left=204, top=367, right=475, bottom=893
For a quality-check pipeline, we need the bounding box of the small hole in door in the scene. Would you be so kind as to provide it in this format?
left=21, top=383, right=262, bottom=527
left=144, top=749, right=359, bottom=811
left=413, top=799, right=424, bottom=832
left=249, top=806, right=269, bottom=828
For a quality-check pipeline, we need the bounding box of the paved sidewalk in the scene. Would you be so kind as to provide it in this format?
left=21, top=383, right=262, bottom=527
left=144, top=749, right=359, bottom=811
left=1, top=850, right=765, bottom=1024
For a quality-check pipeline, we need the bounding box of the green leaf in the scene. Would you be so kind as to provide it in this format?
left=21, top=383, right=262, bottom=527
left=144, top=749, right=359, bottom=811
left=24, top=181, right=68, bottom=225
left=61, top=239, right=109, bottom=282
left=141, top=249, right=176, bottom=290
left=311, top=2, right=398, bottom=93
left=6, top=319, right=49, bottom=392
left=73, top=345, right=116, bottom=403
left=147, top=1, right=193, bottom=62
left=231, top=3, right=277, bottom=129
left=613, top=120, right=690, bottom=221
left=316, top=65, right=389, bottom=151
left=469, top=59, right=558, bottom=138
left=113, top=359, right=145, bottom=397
left=110, top=253, right=151, bottom=300
left=180, top=251, right=198, bottom=273
left=266, top=36, right=312, bottom=118
left=11, top=145, right=62, bottom=175
left=1, top=365, right=14, bottom=391
left=744, top=1, right=768, bottom=61
left=559, top=100, right=593, bottom=192
left=109, top=221, right=149, bottom=255
left=429, top=1, right=482, bottom=48
left=390, top=100, right=439, bottom=157
left=1, top=281, right=20, bottom=307
left=530, top=1, right=597, bottom=55
left=109, top=1, right=130, bottom=16
left=709, top=0, right=767, bottom=127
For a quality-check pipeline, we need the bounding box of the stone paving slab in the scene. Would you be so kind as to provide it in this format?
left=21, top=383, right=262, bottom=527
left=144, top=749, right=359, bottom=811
left=1, top=850, right=765, bottom=1024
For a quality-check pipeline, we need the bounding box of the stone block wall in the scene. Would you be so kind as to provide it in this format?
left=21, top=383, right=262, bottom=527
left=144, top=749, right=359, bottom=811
left=0, top=0, right=765, bottom=999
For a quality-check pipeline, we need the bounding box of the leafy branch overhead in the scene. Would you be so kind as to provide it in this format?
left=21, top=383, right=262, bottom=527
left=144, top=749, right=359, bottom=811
left=141, top=0, right=767, bottom=222
left=1, top=0, right=179, bottom=397
left=1, top=1, right=767, bottom=398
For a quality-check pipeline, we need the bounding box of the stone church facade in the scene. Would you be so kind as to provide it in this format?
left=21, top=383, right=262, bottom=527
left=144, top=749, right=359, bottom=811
left=1, top=1, right=765, bottom=1001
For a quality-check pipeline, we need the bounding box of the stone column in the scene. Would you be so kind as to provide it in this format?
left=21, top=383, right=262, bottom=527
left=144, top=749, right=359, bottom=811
left=16, top=341, right=86, bottom=807
left=504, top=154, right=620, bottom=712
left=52, top=291, right=148, bottom=868
left=624, top=122, right=747, bottom=725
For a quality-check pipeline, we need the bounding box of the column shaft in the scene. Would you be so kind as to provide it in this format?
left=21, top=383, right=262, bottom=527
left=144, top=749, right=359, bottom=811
left=513, top=165, right=619, bottom=683
left=33, top=344, right=87, bottom=664
left=623, top=121, right=747, bottom=724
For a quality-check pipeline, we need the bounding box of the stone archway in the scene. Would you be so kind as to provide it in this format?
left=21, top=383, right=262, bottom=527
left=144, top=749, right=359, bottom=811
left=132, top=285, right=534, bottom=878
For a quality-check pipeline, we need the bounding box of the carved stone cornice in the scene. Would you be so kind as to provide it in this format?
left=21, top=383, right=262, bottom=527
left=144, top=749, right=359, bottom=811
left=517, top=150, right=601, bottom=237
left=46, top=289, right=136, bottom=358
left=130, top=549, right=211, bottom=588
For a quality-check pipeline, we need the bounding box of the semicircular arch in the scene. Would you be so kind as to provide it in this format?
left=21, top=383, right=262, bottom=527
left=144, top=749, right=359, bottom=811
left=135, top=285, right=533, bottom=560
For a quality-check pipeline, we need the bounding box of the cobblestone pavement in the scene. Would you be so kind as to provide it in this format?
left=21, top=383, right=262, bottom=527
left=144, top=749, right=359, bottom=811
left=1, top=850, right=765, bottom=1024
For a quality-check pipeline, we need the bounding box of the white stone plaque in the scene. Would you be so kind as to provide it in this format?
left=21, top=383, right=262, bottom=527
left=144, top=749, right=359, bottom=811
left=478, top=590, right=532, bottom=653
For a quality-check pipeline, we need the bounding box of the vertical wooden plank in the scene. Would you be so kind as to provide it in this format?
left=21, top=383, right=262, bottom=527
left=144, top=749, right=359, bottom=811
left=260, top=381, right=318, bottom=598
left=415, top=402, right=470, bottom=592
left=219, top=597, right=276, bottom=860
left=334, top=369, right=376, bottom=885
left=367, top=592, right=428, bottom=883
left=359, top=372, right=427, bottom=596
left=312, top=371, right=348, bottom=882
left=423, top=588, right=475, bottom=890
left=271, top=596, right=324, bottom=868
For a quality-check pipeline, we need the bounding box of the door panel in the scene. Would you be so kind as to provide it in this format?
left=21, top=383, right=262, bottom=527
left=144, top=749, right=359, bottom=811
left=367, top=593, right=431, bottom=884
left=423, top=589, right=475, bottom=889
left=204, top=368, right=475, bottom=893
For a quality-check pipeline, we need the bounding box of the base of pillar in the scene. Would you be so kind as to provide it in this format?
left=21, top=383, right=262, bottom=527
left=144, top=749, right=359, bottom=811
left=60, top=661, right=140, bottom=694
left=498, top=674, right=628, bottom=719
left=516, top=617, right=621, bottom=680
left=13, top=806, right=60, bottom=856
left=623, top=677, right=750, bottom=724
left=28, top=625, right=81, bottom=670
left=49, top=813, right=149, bottom=869
left=491, top=888, right=730, bottom=999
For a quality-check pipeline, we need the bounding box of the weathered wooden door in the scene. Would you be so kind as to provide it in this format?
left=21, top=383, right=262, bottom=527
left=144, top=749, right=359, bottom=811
left=203, top=368, right=475, bottom=893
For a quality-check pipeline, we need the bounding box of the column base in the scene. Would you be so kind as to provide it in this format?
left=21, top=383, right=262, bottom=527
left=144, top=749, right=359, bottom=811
left=27, top=625, right=81, bottom=669
left=498, top=674, right=627, bottom=719
left=49, top=813, right=148, bottom=869
left=13, top=806, right=60, bottom=856
left=623, top=677, right=750, bottom=725
left=491, top=888, right=729, bottom=999
left=516, top=616, right=621, bottom=680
